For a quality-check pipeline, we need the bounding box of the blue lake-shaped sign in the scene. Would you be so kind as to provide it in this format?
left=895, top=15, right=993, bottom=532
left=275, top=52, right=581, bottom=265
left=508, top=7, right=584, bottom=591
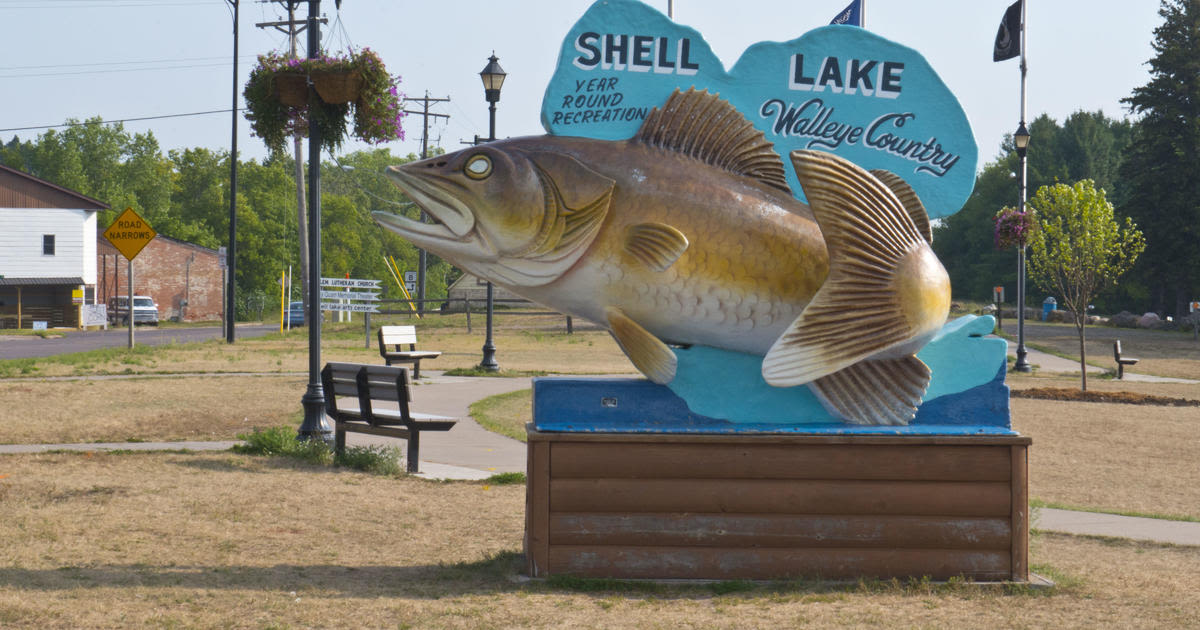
left=542, top=0, right=978, bottom=217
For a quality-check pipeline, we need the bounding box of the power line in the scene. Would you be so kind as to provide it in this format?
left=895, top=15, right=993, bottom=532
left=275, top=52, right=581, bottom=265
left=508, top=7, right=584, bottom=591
left=0, top=61, right=246, bottom=79
left=0, top=54, right=256, bottom=71
left=0, top=109, right=241, bottom=133
left=0, top=1, right=220, bottom=8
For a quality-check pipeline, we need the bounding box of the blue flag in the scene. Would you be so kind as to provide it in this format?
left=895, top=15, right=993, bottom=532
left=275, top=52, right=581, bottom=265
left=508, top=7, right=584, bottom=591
left=830, top=0, right=862, bottom=27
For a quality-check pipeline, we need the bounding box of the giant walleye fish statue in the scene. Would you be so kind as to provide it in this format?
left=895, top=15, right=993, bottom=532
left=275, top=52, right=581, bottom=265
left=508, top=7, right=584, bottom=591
left=375, top=89, right=950, bottom=425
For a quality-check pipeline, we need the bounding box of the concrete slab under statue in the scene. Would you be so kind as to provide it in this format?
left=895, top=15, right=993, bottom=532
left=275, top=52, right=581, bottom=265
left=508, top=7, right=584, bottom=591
left=373, top=0, right=1030, bottom=583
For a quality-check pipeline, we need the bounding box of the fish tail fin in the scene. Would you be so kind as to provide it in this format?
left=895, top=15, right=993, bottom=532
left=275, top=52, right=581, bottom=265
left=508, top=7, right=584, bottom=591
left=809, top=357, right=931, bottom=426
left=762, top=150, right=949, bottom=399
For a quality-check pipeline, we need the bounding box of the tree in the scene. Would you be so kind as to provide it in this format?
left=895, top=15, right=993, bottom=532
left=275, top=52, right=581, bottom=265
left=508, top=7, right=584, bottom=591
left=1120, top=0, right=1200, bottom=318
left=1027, top=180, right=1145, bottom=391
left=934, top=111, right=1131, bottom=309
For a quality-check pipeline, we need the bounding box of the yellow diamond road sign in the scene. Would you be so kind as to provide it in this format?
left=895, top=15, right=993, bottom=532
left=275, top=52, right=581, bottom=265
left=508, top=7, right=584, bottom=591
left=104, top=207, right=157, bottom=260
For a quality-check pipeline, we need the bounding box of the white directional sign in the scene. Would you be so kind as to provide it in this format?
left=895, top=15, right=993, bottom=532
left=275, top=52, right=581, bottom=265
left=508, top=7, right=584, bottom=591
left=320, top=302, right=380, bottom=313
left=319, top=290, right=380, bottom=301
left=320, top=277, right=381, bottom=289
left=317, top=277, right=381, bottom=314
left=403, top=271, right=417, bottom=283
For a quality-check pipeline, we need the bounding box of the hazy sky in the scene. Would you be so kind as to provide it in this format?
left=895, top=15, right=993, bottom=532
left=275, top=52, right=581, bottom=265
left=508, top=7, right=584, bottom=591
left=0, top=1, right=1164, bottom=171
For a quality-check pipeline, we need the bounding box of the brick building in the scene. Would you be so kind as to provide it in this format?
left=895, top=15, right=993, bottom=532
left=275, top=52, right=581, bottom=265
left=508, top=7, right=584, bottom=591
left=97, top=232, right=224, bottom=323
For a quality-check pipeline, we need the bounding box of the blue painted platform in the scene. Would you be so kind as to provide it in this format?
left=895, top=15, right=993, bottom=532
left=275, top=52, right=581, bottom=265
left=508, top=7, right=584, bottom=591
left=532, top=315, right=1013, bottom=436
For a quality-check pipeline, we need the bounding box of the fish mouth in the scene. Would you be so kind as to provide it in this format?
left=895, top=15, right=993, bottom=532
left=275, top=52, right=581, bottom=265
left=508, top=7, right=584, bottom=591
left=382, top=165, right=476, bottom=239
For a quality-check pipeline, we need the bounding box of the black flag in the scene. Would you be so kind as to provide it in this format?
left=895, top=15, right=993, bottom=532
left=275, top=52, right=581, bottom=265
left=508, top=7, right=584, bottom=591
left=993, top=0, right=1022, bottom=62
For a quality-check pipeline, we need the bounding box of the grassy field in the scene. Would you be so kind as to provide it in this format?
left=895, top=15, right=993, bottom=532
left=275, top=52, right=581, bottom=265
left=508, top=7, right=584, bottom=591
left=0, top=313, right=632, bottom=444
left=999, top=320, right=1200, bottom=380
left=1, top=315, right=1199, bottom=627
left=0, top=450, right=1197, bottom=629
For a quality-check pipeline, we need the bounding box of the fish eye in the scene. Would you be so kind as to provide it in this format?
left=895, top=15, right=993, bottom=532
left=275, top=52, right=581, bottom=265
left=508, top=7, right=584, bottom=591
left=463, top=154, right=492, bottom=180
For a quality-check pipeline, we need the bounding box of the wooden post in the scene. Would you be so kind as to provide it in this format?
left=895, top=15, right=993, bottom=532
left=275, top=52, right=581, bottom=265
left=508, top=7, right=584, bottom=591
left=526, top=439, right=551, bottom=577
left=1011, top=443, right=1030, bottom=581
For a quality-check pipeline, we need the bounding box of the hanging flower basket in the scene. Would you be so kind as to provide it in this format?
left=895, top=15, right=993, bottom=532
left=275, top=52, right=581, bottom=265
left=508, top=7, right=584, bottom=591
left=312, top=70, right=363, bottom=104
left=244, top=50, right=404, bottom=156
left=994, top=206, right=1036, bottom=250
left=273, top=72, right=309, bottom=108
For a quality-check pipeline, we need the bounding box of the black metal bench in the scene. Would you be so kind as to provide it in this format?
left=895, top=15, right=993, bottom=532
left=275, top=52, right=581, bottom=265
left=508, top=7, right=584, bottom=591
left=321, top=362, right=457, bottom=473
left=377, top=325, right=442, bottom=378
left=1113, top=340, right=1139, bottom=379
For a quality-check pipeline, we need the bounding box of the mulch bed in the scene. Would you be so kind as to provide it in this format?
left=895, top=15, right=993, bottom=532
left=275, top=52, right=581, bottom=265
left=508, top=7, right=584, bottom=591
left=1011, top=387, right=1200, bottom=407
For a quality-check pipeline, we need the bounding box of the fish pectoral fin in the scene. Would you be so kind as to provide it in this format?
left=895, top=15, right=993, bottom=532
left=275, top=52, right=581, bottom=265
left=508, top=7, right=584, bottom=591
left=808, top=357, right=931, bottom=426
left=606, top=306, right=676, bottom=385
left=870, top=169, right=933, bottom=244
left=761, top=291, right=914, bottom=386
left=762, top=150, right=949, bottom=386
left=624, top=222, right=689, bottom=272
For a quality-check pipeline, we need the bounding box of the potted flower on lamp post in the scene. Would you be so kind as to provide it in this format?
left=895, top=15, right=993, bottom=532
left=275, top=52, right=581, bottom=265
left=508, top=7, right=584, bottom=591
left=242, top=48, right=405, bottom=155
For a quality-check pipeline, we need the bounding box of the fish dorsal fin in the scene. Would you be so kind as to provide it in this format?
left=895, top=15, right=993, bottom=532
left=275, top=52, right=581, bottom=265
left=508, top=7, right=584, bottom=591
left=606, top=306, right=677, bottom=385
left=633, top=88, right=791, bottom=194
left=871, top=169, right=933, bottom=244
left=809, top=357, right=931, bottom=426
left=763, top=150, right=948, bottom=387
left=624, top=222, right=689, bottom=272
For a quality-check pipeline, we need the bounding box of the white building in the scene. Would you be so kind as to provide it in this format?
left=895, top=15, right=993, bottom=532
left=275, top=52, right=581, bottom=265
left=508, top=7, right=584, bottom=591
left=0, top=163, right=108, bottom=328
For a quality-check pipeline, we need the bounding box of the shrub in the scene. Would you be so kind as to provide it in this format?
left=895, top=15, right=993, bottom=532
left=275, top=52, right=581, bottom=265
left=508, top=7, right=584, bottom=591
left=334, top=444, right=403, bottom=476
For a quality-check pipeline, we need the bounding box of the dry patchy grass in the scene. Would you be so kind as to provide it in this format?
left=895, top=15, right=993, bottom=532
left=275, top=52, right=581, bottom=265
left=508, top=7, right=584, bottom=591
left=0, top=451, right=1198, bottom=629
left=1011, top=393, right=1200, bottom=520
left=0, top=375, right=307, bottom=444
left=2, top=315, right=632, bottom=380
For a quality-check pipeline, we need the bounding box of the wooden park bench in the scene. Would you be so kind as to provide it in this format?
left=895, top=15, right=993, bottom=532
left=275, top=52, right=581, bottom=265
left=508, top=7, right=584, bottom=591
left=1113, top=340, right=1139, bottom=379
left=320, top=362, right=457, bottom=473
left=377, top=325, right=442, bottom=379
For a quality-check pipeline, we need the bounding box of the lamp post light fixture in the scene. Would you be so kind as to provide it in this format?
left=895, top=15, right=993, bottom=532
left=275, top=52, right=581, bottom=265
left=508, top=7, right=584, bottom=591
left=1012, top=121, right=1032, bottom=373
left=478, top=53, right=506, bottom=372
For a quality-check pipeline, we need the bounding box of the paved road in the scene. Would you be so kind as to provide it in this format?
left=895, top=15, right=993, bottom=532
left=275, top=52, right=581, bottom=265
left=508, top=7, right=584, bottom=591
left=0, top=324, right=279, bottom=360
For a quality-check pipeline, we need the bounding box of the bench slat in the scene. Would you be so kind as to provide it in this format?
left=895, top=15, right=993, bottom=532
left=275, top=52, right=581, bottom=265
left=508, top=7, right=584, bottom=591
left=380, top=325, right=419, bottom=345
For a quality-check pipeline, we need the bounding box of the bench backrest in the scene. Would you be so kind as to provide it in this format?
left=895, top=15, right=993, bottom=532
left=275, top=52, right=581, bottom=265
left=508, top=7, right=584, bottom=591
left=321, top=362, right=412, bottom=424
left=379, top=325, right=418, bottom=346
left=1114, top=340, right=1123, bottom=358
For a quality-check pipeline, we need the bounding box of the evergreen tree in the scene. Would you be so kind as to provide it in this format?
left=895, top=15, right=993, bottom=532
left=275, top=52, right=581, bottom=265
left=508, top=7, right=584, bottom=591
left=1120, top=0, right=1200, bottom=318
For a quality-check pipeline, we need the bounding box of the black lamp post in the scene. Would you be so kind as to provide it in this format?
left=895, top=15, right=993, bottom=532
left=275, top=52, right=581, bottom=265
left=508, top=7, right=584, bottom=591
left=478, top=53, right=505, bottom=372
left=297, top=0, right=333, bottom=443
left=1013, top=121, right=1032, bottom=373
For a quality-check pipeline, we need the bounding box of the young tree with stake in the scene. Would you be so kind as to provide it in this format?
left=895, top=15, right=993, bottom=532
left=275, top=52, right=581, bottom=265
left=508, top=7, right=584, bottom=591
left=1027, top=180, right=1145, bottom=390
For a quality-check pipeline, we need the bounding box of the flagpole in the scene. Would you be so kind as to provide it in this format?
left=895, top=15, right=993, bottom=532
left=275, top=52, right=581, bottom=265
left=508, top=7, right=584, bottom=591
left=1014, top=0, right=1032, bottom=372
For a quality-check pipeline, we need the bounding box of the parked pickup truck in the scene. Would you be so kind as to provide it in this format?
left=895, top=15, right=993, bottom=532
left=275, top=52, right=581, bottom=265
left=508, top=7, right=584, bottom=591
left=108, top=295, right=159, bottom=326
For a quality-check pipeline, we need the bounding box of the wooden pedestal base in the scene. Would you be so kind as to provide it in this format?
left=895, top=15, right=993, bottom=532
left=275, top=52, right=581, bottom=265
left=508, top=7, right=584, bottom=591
left=525, top=430, right=1031, bottom=582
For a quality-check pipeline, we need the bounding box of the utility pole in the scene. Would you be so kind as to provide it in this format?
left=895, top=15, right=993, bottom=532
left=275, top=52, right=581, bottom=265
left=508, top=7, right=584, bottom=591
left=402, top=92, right=449, bottom=315
left=225, top=0, right=238, bottom=344
left=256, top=2, right=327, bottom=317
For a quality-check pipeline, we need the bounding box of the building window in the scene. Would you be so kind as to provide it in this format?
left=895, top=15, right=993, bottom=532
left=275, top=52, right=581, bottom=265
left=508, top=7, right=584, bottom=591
left=43, top=234, right=55, bottom=256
